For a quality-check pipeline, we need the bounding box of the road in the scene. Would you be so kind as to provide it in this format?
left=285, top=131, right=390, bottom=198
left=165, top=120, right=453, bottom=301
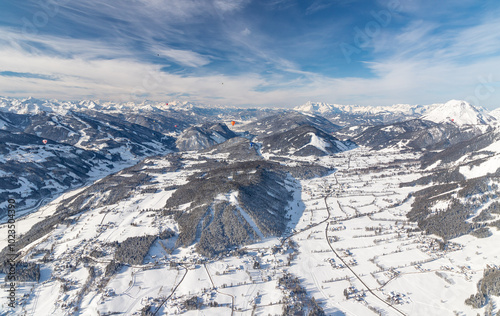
left=280, top=168, right=407, bottom=315
left=153, top=263, right=188, bottom=315
left=204, top=263, right=235, bottom=316
left=323, top=175, right=407, bottom=316
left=272, top=169, right=406, bottom=315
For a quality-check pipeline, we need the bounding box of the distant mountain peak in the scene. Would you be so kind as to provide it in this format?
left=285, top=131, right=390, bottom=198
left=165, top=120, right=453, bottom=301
left=422, top=99, right=495, bottom=126
left=488, top=107, right=500, bottom=122
left=295, top=101, right=340, bottom=114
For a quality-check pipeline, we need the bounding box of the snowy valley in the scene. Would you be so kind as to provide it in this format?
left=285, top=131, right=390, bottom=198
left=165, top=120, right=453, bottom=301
left=1, top=98, right=500, bottom=316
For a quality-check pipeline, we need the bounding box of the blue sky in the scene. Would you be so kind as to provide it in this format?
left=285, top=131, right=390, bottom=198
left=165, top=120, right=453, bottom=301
left=0, top=0, right=499, bottom=109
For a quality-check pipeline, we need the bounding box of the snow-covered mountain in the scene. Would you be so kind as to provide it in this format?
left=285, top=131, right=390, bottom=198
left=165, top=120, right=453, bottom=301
left=0, top=97, right=199, bottom=115
left=420, top=128, right=500, bottom=176
left=294, top=101, right=342, bottom=114
left=164, top=159, right=306, bottom=256
left=295, top=101, right=436, bottom=116
left=0, top=129, right=120, bottom=215
left=422, top=99, right=495, bottom=125
left=202, top=137, right=262, bottom=161
left=0, top=96, right=279, bottom=123
left=0, top=97, right=74, bottom=115
left=0, top=108, right=177, bottom=171
left=349, top=118, right=487, bottom=151
left=489, top=107, right=500, bottom=121
left=0, top=102, right=179, bottom=217
left=294, top=101, right=442, bottom=126
left=243, top=111, right=341, bottom=135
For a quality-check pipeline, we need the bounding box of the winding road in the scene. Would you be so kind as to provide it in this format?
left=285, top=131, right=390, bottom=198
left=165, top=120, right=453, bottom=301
left=153, top=263, right=189, bottom=315
left=204, top=263, right=235, bottom=316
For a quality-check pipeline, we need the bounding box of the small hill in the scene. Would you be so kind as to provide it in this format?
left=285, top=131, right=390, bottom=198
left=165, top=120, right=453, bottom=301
left=176, top=122, right=237, bottom=151
left=202, top=137, right=262, bottom=161
left=243, top=111, right=341, bottom=136
left=166, top=161, right=295, bottom=256
left=260, top=125, right=355, bottom=156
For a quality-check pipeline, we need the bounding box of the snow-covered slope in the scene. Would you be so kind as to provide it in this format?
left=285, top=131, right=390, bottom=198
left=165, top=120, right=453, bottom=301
left=422, top=100, right=495, bottom=126
left=260, top=125, right=355, bottom=157
left=459, top=136, right=500, bottom=179
left=489, top=107, right=500, bottom=123
left=420, top=128, right=500, bottom=179
left=0, top=130, right=122, bottom=216
left=351, top=118, right=488, bottom=151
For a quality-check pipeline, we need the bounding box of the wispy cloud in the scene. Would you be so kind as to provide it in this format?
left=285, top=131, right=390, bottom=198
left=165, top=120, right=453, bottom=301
left=213, top=0, right=250, bottom=13
left=0, top=71, right=58, bottom=81
left=306, top=0, right=336, bottom=15
left=159, top=48, right=211, bottom=67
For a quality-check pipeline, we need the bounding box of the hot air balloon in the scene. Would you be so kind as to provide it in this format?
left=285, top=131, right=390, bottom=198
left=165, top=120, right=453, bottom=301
left=231, top=121, right=235, bottom=126
left=42, top=139, right=48, bottom=144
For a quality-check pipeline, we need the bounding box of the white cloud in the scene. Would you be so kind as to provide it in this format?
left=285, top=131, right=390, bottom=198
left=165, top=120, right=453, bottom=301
left=241, top=27, right=251, bottom=36
left=214, top=0, right=249, bottom=13
left=159, top=48, right=211, bottom=67
left=442, top=19, right=500, bottom=60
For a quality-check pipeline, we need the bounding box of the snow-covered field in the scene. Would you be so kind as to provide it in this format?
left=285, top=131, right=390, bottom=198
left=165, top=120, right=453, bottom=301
left=1, top=146, right=498, bottom=315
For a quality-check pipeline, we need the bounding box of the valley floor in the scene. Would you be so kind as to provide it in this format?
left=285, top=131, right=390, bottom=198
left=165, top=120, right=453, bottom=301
left=1, top=147, right=499, bottom=315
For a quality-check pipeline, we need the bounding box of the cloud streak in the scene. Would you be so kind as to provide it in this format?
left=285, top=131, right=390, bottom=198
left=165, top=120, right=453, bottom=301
left=159, top=49, right=211, bottom=68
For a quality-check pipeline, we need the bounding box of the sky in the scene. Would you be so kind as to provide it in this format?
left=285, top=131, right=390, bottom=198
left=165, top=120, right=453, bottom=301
left=0, top=0, right=499, bottom=109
